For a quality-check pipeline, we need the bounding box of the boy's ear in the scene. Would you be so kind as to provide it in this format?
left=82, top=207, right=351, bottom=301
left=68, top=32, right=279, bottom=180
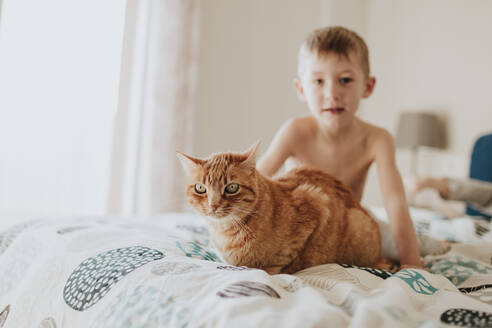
left=363, top=76, right=376, bottom=98
left=176, top=151, right=203, bottom=176
left=293, top=78, right=306, bottom=102
left=242, top=140, right=261, bottom=168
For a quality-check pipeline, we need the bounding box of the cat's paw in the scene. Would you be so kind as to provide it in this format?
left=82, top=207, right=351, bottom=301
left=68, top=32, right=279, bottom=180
left=264, top=266, right=283, bottom=275
left=375, top=258, right=398, bottom=272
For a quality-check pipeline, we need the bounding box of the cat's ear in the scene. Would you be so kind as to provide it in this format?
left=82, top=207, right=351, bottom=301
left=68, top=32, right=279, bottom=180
left=176, top=151, right=204, bottom=175
left=242, top=140, right=261, bottom=168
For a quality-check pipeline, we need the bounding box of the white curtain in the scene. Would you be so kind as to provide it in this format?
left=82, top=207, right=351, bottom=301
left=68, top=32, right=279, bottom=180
left=108, top=0, right=200, bottom=216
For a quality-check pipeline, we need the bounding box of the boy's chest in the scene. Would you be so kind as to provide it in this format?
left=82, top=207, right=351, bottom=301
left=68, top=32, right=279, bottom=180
left=287, top=140, right=374, bottom=198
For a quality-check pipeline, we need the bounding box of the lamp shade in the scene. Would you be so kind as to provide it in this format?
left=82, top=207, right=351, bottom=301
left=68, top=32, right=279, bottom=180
left=395, top=112, right=446, bottom=149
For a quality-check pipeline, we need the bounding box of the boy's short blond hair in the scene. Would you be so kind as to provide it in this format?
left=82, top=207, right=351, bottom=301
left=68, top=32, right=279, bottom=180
left=298, top=26, right=370, bottom=78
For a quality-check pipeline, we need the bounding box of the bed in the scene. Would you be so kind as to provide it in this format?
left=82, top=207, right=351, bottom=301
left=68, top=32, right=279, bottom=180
left=1, top=209, right=492, bottom=327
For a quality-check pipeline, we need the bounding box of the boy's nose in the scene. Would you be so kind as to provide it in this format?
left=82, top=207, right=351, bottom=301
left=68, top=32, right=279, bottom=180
left=324, top=84, right=340, bottom=100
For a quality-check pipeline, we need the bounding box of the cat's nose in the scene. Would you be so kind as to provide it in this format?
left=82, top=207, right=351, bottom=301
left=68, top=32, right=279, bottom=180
left=210, top=204, right=219, bottom=211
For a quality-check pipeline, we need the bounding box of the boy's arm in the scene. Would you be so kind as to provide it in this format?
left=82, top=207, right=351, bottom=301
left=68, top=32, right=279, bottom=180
left=444, top=178, right=492, bottom=214
left=374, top=130, right=422, bottom=268
left=257, top=119, right=297, bottom=177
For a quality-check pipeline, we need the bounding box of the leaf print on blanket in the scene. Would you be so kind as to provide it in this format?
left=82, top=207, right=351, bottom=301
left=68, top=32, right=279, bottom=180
left=217, top=281, right=280, bottom=299
left=216, top=265, right=254, bottom=271
left=38, top=317, right=57, bottom=328
left=426, top=255, right=492, bottom=286
left=175, top=224, right=209, bottom=236
left=459, top=284, right=492, bottom=293
left=176, top=241, right=221, bottom=262
left=459, top=284, right=492, bottom=305
left=340, top=263, right=393, bottom=280
left=278, top=278, right=307, bottom=293
left=383, top=306, right=411, bottom=324
left=474, top=221, right=490, bottom=237
left=0, top=305, right=9, bottom=328
left=90, top=285, right=190, bottom=328
left=152, top=262, right=201, bottom=275
left=57, top=226, right=90, bottom=235
left=383, top=306, right=432, bottom=327
left=394, top=269, right=438, bottom=295
left=0, top=221, right=37, bottom=256
left=440, top=308, right=492, bottom=328
left=296, top=265, right=367, bottom=291
left=64, top=246, right=164, bottom=311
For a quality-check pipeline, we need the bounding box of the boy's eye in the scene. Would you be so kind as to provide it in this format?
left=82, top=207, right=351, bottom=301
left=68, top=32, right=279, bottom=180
left=314, top=79, right=323, bottom=85
left=339, top=78, right=353, bottom=85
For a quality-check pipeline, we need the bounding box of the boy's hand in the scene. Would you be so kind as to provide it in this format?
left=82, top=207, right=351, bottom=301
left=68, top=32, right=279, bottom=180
left=405, top=176, right=451, bottom=199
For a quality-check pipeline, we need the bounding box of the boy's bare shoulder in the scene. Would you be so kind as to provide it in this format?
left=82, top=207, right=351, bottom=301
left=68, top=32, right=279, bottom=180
left=363, top=120, right=392, bottom=140
left=360, top=120, right=395, bottom=156
left=282, top=116, right=318, bottom=141
left=285, top=116, right=318, bottom=138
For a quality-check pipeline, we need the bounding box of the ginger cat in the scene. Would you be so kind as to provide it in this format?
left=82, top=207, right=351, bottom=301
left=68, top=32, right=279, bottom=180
left=177, top=142, right=382, bottom=274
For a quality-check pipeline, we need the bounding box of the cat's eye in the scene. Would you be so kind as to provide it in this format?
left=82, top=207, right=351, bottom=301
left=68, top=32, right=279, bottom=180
left=224, top=183, right=240, bottom=194
left=194, top=183, right=207, bottom=194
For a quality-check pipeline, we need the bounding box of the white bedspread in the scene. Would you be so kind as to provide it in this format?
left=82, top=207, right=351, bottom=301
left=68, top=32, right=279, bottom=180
left=1, top=212, right=492, bottom=327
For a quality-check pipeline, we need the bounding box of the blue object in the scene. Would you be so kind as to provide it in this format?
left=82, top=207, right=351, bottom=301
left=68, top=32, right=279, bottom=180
left=466, top=133, right=492, bottom=220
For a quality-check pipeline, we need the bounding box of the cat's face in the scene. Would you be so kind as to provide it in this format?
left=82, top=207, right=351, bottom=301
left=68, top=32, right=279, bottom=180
left=178, top=142, right=259, bottom=220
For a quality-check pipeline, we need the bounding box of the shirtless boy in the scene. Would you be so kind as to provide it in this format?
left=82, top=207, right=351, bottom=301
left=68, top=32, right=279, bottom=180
left=257, top=26, right=423, bottom=268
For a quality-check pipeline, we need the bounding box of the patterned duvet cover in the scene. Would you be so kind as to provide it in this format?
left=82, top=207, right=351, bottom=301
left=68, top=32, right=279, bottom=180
left=1, top=211, right=492, bottom=327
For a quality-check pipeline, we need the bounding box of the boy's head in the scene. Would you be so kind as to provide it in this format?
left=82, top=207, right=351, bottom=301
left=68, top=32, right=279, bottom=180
left=295, top=26, right=375, bottom=128
left=298, top=26, right=370, bottom=78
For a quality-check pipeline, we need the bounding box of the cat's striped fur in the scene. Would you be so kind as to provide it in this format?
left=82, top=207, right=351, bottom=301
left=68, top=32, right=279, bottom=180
left=177, top=142, right=382, bottom=274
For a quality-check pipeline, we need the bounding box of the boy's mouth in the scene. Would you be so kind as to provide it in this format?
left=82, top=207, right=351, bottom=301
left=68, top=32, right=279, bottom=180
left=322, top=107, right=345, bottom=114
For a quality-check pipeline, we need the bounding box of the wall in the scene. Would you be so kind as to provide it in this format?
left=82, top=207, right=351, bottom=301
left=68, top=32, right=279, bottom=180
left=364, top=0, right=492, bottom=151
left=194, top=0, right=322, bottom=157
left=194, top=0, right=371, bottom=157
left=194, top=0, right=492, bottom=208
left=362, top=0, right=492, bottom=206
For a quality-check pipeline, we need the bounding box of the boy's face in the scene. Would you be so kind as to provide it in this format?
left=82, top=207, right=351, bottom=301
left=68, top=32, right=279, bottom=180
left=295, top=51, right=375, bottom=129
